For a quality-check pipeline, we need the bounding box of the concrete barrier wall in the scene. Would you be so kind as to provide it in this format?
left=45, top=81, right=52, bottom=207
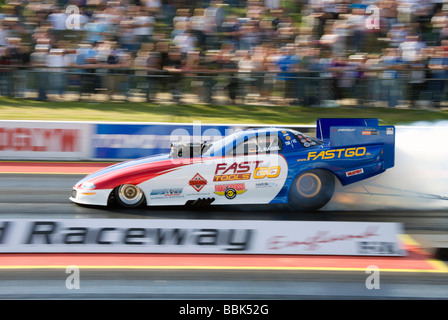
left=0, top=121, right=314, bottom=160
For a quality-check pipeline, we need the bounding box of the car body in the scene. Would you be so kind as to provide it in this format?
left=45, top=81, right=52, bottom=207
left=70, top=118, right=395, bottom=210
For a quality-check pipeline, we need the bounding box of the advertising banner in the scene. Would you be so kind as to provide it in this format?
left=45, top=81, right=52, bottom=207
left=0, top=121, right=92, bottom=160
left=92, top=123, right=315, bottom=160
left=0, top=219, right=406, bottom=256
left=92, top=123, right=244, bottom=160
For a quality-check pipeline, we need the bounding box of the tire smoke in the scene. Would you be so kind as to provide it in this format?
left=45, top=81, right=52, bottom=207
left=325, top=122, right=448, bottom=210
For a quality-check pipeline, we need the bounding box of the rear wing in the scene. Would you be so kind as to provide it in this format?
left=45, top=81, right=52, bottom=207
left=316, top=118, right=395, bottom=169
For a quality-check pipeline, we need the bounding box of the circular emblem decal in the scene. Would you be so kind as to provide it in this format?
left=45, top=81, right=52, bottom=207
left=225, top=188, right=237, bottom=199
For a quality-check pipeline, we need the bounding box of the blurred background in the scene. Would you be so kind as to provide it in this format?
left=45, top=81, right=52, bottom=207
left=0, top=0, right=446, bottom=108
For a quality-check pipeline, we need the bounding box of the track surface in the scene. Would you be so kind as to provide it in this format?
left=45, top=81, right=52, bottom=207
left=0, top=162, right=448, bottom=300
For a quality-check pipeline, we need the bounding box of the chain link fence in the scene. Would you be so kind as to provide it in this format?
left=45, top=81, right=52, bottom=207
left=1, top=66, right=447, bottom=108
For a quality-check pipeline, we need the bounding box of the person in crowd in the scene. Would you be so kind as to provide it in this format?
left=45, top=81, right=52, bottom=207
left=0, top=46, right=12, bottom=97
left=173, top=8, right=191, bottom=26
left=220, top=15, right=240, bottom=50
left=346, top=7, right=368, bottom=52
left=5, top=37, right=29, bottom=98
left=236, top=49, right=256, bottom=103
left=239, top=20, right=261, bottom=51
left=84, top=16, right=107, bottom=44
left=117, top=20, right=138, bottom=54
left=46, top=7, right=67, bottom=42
left=162, top=45, right=183, bottom=103
left=30, top=42, right=50, bottom=101
left=46, top=48, right=67, bottom=98
left=214, top=43, right=238, bottom=104
left=276, top=45, right=299, bottom=105
left=387, top=23, right=409, bottom=48
left=428, top=47, right=448, bottom=107
left=380, top=48, right=406, bottom=107
left=251, top=45, right=269, bottom=103
left=133, top=8, right=155, bottom=45
left=76, top=42, right=98, bottom=100
left=317, top=49, right=338, bottom=105
left=145, top=46, right=162, bottom=102
left=202, top=49, right=222, bottom=104
left=104, top=41, right=122, bottom=100
left=173, top=29, right=198, bottom=59
left=204, top=0, right=225, bottom=49
left=363, top=53, right=383, bottom=106
left=0, top=21, right=10, bottom=47
left=133, top=42, right=156, bottom=102
left=190, top=8, right=207, bottom=50
left=399, top=35, right=427, bottom=63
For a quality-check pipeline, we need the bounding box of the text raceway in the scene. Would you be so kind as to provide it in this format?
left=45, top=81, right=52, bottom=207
left=0, top=120, right=406, bottom=257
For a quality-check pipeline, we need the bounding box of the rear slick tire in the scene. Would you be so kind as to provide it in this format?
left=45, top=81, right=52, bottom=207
left=289, top=169, right=335, bottom=211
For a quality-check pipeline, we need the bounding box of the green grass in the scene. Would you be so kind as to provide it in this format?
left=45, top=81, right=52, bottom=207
left=1, top=97, right=448, bottom=125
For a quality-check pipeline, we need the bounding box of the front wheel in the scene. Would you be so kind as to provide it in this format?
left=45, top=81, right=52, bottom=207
left=289, top=169, right=335, bottom=211
left=114, top=184, right=146, bottom=208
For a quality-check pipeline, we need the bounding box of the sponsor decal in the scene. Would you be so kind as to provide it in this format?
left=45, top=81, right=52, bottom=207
left=386, top=127, right=394, bottom=135
left=358, top=241, right=400, bottom=255
left=362, top=130, right=379, bottom=136
left=213, top=161, right=281, bottom=181
left=346, top=168, right=364, bottom=177
left=258, top=145, right=281, bottom=152
left=213, top=161, right=259, bottom=182
left=189, top=173, right=207, bottom=192
left=255, top=182, right=278, bottom=188
left=215, top=161, right=260, bottom=174
left=214, top=184, right=247, bottom=199
left=306, top=147, right=367, bottom=161
left=254, top=166, right=280, bottom=179
left=150, top=188, right=183, bottom=197
left=336, top=128, right=355, bottom=132
left=213, top=173, right=251, bottom=182
left=224, top=188, right=237, bottom=199
left=266, top=226, right=380, bottom=251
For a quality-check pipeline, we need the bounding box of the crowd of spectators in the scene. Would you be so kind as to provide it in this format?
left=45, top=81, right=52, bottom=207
left=0, top=0, right=447, bottom=107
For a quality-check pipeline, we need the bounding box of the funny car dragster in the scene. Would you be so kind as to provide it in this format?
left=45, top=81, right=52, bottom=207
left=70, top=118, right=395, bottom=211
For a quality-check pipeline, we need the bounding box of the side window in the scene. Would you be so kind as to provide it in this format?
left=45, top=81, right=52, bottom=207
left=231, top=134, right=283, bottom=156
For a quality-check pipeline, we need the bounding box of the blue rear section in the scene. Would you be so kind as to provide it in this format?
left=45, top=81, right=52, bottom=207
left=271, top=118, right=395, bottom=204
left=316, top=118, right=379, bottom=140
left=316, top=118, right=395, bottom=169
